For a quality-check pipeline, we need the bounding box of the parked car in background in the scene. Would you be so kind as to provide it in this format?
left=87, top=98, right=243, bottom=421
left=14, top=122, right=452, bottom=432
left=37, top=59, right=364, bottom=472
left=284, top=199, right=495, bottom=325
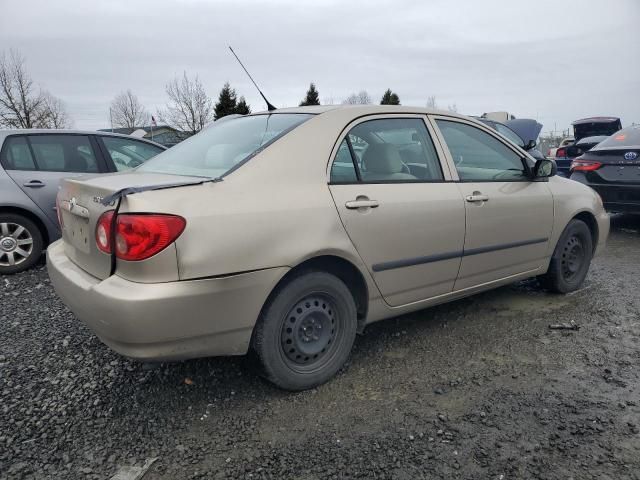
left=48, top=105, right=608, bottom=390
left=555, top=117, right=622, bottom=177
left=548, top=137, right=574, bottom=159
left=476, top=117, right=545, bottom=161
left=570, top=125, right=640, bottom=213
left=0, top=130, right=165, bottom=274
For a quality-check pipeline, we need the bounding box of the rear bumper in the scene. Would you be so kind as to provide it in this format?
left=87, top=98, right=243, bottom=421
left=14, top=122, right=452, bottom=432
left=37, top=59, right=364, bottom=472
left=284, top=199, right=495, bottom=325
left=574, top=180, right=640, bottom=213
left=47, top=240, right=289, bottom=361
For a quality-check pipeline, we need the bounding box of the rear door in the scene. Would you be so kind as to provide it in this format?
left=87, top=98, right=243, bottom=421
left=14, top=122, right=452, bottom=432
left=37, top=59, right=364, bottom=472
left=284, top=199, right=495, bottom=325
left=96, top=136, right=165, bottom=172
left=431, top=117, right=554, bottom=291
left=328, top=115, right=466, bottom=307
left=0, top=134, right=105, bottom=225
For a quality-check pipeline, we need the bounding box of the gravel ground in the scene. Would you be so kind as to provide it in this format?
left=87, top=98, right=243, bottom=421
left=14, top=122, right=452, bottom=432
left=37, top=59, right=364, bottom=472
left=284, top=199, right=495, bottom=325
left=1, top=214, right=639, bottom=480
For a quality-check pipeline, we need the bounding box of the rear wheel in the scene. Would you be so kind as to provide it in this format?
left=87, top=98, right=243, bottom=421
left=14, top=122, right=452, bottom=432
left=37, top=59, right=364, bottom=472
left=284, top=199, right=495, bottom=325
left=0, top=213, right=44, bottom=275
left=252, top=271, right=357, bottom=391
left=538, top=219, right=593, bottom=293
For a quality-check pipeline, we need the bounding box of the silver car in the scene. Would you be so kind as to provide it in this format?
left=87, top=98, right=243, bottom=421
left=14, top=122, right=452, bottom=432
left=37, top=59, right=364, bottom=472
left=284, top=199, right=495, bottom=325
left=0, top=130, right=165, bottom=274
left=47, top=106, right=609, bottom=390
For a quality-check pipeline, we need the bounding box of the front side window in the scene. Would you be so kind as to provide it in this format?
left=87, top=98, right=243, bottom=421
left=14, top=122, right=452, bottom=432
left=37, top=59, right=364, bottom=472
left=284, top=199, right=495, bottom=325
left=138, top=114, right=313, bottom=178
left=0, top=136, right=36, bottom=170
left=101, top=137, right=164, bottom=171
left=28, top=135, right=99, bottom=173
left=330, top=118, right=443, bottom=183
left=436, top=120, right=527, bottom=181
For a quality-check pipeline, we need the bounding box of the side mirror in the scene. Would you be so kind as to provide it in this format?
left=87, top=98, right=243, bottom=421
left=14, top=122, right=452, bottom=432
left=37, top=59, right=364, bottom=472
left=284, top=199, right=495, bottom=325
left=533, top=158, right=556, bottom=178
left=524, top=139, right=536, bottom=150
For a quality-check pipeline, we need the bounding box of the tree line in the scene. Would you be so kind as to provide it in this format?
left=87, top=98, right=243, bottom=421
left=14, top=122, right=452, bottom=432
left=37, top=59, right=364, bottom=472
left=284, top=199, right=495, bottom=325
left=0, top=49, right=458, bottom=136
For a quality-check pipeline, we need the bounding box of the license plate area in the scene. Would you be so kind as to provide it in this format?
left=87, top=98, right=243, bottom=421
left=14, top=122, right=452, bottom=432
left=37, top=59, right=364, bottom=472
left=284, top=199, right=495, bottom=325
left=62, top=210, right=92, bottom=254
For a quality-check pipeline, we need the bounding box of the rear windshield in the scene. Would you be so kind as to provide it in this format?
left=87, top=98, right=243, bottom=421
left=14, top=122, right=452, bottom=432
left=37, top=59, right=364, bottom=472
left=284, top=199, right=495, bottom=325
left=137, top=113, right=313, bottom=178
left=592, top=126, right=640, bottom=150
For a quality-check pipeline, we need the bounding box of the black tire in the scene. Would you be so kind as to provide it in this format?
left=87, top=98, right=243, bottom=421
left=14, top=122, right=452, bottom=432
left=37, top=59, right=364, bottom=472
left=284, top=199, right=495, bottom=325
left=0, top=213, right=44, bottom=275
left=252, top=271, right=357, bottom=391
left=538, top=219, right=593, bottom=293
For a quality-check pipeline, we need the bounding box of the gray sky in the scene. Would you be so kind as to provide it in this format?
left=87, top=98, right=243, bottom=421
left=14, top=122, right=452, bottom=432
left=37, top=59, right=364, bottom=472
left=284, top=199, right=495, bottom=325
left=2, top=0, right=639, bottom=133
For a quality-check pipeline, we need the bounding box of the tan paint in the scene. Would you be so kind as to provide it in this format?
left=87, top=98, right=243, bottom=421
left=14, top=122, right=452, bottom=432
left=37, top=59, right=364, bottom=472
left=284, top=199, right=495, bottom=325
left=48, top=105, right=610, bottom=360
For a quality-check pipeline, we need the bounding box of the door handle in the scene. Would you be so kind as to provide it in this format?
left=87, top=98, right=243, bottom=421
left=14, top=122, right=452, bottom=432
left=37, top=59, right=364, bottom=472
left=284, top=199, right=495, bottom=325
left=465, top=193, right=489, bottom=203
left=345, top=199, right=379, bottom=209
left=23, top=180, right=45, bottom=188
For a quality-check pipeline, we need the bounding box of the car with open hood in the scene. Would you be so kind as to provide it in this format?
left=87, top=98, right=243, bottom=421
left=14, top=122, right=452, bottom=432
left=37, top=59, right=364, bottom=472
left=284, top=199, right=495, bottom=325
left=47, top=105, right=609, bottom=390
left=555, top=117, right=622, bottom=177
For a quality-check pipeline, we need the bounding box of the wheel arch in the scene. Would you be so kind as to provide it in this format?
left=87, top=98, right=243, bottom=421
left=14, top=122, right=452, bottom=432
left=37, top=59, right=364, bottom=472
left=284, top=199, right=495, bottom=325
left=260, top=254, right=370, bottom=334
left=0, top=205, right=51, bottom=246
left=572, top=210, right=598, bottom=254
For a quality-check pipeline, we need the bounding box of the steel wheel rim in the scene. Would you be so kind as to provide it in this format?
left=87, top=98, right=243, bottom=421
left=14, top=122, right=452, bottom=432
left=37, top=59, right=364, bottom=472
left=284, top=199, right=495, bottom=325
left=280, top=294, right=340, bottom=371
left=561, top=235, right=584, bottom=281
left=0, top=222, right=34, bottom=267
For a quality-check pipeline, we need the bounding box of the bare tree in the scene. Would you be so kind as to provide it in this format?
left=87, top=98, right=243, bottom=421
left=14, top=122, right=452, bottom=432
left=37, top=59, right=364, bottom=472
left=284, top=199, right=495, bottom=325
left=110, top=90, right=147, bottom=129
left=342, top=90, right=372, bottom=105
left=159, top=72, right=214, bottom=136
left=38, top=91, right=71, bottom=128
left=0, top=49, right=70, bottom=129
left=447, top=103, right=458, bottom=113
left=426, top=96, right=438, bottom=109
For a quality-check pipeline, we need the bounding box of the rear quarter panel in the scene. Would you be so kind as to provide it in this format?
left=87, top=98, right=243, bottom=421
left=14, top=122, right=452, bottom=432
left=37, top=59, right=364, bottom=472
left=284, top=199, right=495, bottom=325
left=0, top=165, right=60, bottom=244
left=119, top=111, right=382, bottom=302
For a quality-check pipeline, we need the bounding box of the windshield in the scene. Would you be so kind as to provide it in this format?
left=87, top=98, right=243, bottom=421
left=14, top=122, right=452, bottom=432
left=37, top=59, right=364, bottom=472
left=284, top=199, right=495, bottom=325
left=138, top=113, right=313, bottom=178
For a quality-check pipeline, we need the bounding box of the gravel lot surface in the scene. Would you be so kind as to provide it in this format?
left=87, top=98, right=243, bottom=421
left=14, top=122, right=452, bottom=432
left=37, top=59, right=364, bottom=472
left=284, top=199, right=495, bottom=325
left=1, top=214, right=639, bottom=480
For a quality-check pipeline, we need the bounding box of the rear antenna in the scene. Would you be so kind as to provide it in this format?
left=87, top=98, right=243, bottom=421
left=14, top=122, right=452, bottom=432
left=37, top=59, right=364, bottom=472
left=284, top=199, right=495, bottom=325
left=228, top=46, right=276, bottom=111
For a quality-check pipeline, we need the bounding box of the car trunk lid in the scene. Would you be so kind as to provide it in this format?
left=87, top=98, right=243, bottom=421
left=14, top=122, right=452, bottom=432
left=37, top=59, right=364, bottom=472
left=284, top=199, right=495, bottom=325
left=58, top=172, right=208, bottom=279
left=581, top=150, right=640, bottom=184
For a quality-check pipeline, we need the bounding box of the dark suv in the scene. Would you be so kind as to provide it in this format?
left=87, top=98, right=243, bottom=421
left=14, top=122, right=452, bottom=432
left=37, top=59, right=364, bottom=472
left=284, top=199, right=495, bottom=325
left=0, top=130, right=165, bottom=274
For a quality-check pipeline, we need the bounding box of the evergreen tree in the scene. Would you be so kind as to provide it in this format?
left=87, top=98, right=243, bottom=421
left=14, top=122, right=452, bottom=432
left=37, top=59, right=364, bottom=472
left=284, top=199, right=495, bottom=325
left=235, top=96, right=251, bottom=115
left=299, top=83, right=320, bottom=106
left=380, top=88, right=400, bottom=105
left=214, top=82, right=237, bottom=120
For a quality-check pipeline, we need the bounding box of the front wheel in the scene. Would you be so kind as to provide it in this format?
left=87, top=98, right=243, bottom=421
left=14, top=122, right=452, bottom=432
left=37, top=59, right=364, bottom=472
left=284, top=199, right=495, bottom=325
left=538, top=219, right=593, bottom=293
left=252, top=271, right=357, bottom=391
left=0, top=214, right=44, bottom=275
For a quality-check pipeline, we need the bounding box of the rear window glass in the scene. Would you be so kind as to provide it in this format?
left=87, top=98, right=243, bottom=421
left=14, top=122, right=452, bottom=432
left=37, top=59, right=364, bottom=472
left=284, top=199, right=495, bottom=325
left=138, top=114, right=313, bottom=178
left=592, top=126, right=640, bottom=150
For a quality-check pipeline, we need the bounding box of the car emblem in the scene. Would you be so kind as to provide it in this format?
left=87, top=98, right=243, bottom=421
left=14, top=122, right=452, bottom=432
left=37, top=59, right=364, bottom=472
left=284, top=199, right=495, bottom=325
left=69, top=197, right=77, bottom=211
left=624, top=151, right=638, bottom=160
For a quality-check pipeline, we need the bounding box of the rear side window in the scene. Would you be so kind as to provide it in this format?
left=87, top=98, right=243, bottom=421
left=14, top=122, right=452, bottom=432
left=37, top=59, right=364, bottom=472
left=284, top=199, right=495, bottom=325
left=0, top=136, right=36, bottom=170
left=28, top=135, right=99, bottom=173
left=101, top=137, right=164, bottom=171
left=330, top=118, right=444, bottom=183
left=436, top=120, right=527, bottom=181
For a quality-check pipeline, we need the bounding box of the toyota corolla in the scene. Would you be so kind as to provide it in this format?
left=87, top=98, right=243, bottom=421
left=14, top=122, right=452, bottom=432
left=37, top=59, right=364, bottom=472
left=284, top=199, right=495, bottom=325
left=47, top=105, right=609, bottom=390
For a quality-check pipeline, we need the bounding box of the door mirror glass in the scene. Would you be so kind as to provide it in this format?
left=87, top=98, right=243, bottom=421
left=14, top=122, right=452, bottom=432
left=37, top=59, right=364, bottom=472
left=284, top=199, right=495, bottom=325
left=533, top=158, right=556, bottom=178
left=525, top=139, right=536, bottom=150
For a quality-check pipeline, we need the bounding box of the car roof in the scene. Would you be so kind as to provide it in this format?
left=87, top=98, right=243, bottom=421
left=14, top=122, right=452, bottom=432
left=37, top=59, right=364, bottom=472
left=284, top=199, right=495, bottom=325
left=0, top=129, right=166, bottom=148
left=247, top=104, right=469, bottom=118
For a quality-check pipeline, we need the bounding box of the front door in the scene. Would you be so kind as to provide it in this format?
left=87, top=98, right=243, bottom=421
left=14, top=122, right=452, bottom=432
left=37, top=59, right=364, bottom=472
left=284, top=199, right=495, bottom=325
left=432, top=118, right=554, bottom=290
left=328, top=116, right=465, bottom=307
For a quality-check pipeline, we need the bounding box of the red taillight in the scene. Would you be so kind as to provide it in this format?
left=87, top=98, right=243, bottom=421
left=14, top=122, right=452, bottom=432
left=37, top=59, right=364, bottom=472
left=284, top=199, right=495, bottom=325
left=556, top=147, right=566, bottom=158
left=570, top=160, right=602, bottom=172
left=95, top=212, right=185, bottom=261
left=95, top=211, right=115, bottom=253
